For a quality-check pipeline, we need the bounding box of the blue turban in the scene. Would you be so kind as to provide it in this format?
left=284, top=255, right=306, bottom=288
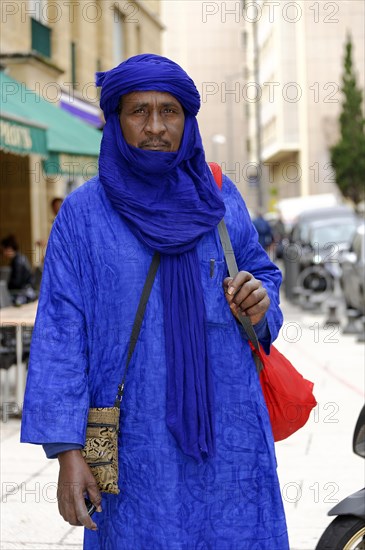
left=96, top=54, right=201, bottom=118
left=96, top=54, right=225, bottom=462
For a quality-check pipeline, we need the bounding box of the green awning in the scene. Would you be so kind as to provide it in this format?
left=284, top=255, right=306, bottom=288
left=0, top=71, right=101, bottom=171
left=0, top=113, right=47, bottom=156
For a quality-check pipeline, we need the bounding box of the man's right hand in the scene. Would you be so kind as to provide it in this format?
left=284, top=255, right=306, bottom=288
left=57, top=450, right=102, bottom=530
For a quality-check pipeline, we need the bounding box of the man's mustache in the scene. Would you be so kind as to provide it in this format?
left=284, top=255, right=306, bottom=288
left=138, top=139, right=171, bottom=148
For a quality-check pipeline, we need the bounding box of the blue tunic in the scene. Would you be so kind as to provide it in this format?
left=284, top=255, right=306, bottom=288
left=21, top=175, right=289, bottom=549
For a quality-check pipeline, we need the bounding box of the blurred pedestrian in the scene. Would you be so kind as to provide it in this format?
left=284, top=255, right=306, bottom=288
left=253, top=210, right=274, bottom=251
left=272, top=214, right=287, bottom=259
left=0, top=234, right=33, bottom=292
left=51, top=197, right=63, bottom=219
left=21, top=54, right=289, bottom=549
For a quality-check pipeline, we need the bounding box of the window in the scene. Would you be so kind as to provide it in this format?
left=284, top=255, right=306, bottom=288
left=262, top=118, right=277, bottom=147
left=113, top=8, right=126, bottom=64
left=29, top=0, right=51, bottom=57
left=31, top=18, right=51, bottom=58
left=136, top=24, right=142, bottom=54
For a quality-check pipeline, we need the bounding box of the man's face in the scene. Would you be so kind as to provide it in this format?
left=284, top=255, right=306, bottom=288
left=119, top=91, right=185, bottom=152
left=1, top=247, right=15, bottom=259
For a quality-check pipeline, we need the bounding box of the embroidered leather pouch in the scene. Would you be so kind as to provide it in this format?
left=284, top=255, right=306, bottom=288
left=81, top=407, right=120, bottom=494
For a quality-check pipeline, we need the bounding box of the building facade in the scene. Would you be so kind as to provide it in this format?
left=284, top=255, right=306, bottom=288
left=1, top=1, right=162, bottom=90
left=162, top=0, right=365, bottom=211
left=243, top=0, right=365, bottom=209
left=0, top=0, right=162, bottom=265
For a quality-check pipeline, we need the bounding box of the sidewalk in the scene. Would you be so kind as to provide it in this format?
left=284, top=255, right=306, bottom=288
left=275, top=296, right=364, bottom=549
left=1, top=295, right=364, bottom=550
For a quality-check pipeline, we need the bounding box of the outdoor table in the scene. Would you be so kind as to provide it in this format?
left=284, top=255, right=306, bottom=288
left=0, top=301, right=38, bottom=409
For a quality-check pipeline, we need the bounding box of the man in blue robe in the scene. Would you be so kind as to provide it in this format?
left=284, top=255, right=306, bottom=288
left=21, top=54, right=289, bottom=549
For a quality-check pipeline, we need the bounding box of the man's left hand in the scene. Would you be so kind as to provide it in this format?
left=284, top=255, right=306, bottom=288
left=223, top=271, right=270, bottom=325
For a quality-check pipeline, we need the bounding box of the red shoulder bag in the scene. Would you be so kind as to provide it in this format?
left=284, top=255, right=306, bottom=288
left=209, top=162, right=317, bottom=441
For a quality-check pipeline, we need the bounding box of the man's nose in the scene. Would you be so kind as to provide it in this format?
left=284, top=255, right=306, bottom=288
left=145, top=111, right=165, bottom=134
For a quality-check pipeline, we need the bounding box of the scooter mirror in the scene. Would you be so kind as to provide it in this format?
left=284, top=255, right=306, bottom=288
left=353, top=405, right=365, bottom=458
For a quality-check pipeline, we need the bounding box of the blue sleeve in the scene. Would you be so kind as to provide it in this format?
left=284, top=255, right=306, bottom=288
left=43, top=443, right=83, bottom=459
left=21, top=199, right=89, bottom=446
left=251, top=315, right=271, bottom=351
left=221, top=176, right=283, bottom=353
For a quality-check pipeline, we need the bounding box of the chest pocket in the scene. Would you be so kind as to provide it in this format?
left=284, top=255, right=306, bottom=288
left=200, top=258, right=233, bottom=325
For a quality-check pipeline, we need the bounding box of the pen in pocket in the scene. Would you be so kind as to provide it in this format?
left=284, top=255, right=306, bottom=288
left=210, top=259, right=215, bottom=278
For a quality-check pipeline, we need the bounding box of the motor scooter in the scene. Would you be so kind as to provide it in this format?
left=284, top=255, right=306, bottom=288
left=315, top=405, right=365, bottom=549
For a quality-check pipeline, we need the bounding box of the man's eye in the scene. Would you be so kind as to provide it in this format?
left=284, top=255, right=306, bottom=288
left=134, top=108, right=146, bottom=114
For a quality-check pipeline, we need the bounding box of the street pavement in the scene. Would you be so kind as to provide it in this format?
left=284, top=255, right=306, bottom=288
left=1, top=293, right=364, bottom=550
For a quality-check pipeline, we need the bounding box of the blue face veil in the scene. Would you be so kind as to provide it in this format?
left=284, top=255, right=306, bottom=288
left=96, top=54, right=225, bottom=462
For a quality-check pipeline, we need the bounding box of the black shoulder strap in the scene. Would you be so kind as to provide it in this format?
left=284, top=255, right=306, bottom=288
left=114, top=252, right=160, bottom=406
left=217, top=220, right=264, bottom=374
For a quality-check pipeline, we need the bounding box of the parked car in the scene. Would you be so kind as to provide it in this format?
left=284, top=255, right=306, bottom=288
left=288, top=207, right=359, bottom=298
left=339, top=223, right=365, bottom=315
left=299, top=217, right=359, bottom=269
left=295, top=217, right=358, bottom=296
left=290, top=205, right=357, bottom=249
